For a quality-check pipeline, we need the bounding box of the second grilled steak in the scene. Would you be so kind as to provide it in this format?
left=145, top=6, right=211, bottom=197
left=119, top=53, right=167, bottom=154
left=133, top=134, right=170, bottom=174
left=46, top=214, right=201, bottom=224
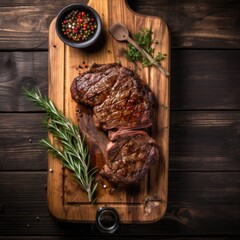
left=100, top=130, right=159, bottom=186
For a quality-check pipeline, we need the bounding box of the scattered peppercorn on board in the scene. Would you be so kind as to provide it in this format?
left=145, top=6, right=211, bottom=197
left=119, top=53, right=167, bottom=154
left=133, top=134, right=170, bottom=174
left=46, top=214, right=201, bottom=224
left=48, top=0, right=170, bottom=223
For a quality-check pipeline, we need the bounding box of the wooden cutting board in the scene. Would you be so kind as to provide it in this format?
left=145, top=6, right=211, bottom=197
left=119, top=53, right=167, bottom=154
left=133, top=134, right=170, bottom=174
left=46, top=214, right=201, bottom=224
left=48, top=0, right=170, bottom=223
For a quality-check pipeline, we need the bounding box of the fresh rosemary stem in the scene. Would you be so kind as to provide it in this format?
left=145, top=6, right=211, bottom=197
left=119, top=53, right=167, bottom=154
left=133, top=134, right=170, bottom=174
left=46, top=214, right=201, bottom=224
left=24, top=88, right=98, bottom=203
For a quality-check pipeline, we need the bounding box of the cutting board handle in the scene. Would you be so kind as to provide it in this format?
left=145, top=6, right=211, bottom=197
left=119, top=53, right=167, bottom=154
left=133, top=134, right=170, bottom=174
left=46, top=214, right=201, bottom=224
left=88, top=0, right=130, bottom=16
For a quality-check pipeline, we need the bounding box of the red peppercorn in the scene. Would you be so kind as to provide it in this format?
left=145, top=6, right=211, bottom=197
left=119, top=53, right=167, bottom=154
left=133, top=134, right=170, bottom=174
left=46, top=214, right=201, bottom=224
left=61, top=9, right=97, bottom=43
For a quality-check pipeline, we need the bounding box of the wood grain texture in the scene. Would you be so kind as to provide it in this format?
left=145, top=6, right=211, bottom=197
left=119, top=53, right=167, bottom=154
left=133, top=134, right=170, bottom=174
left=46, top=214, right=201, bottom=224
left=0, top=0, right=87, bottom=50
left=170, top=111, right=240, bottom=171
left=47, top=17, right=66, bottom=227
left=128, top=0, right=240, bottom=49
left=1, top=50, right=240, bottom=112
left=0, top=113, right=47, bottom=171
left=0, top=172, right=239, bottom=236
left=171, top=50, right=240, bottom=110
left=0, top=111, right=239, bottom=171
left=0, top=52, right=48, bottom=112
left=0, top=0, right=240, bottom=49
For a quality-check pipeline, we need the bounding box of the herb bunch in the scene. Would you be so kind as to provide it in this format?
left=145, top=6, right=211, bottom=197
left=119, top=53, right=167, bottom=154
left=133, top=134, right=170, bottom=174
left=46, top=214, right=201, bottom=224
left=124, top=28, right=167, bottom=67
left=24, top=88, right=98, bottom=203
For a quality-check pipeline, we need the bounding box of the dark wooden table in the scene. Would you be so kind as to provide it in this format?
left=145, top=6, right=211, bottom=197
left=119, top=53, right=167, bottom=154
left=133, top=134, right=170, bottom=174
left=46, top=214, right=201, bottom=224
left=0, top=0, right=240, bottom=239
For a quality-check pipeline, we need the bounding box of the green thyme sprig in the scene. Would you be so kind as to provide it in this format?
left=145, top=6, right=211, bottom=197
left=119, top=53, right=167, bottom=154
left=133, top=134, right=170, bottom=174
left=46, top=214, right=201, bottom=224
left=124, top=28, right=167, bottom=67
left=24, top=88, right=98, bottom=203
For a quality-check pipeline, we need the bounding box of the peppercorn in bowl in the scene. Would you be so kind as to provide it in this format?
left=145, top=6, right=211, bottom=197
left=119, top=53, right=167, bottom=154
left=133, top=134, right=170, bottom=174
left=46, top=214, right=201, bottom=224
left=56, top=4, right=102, bottom=48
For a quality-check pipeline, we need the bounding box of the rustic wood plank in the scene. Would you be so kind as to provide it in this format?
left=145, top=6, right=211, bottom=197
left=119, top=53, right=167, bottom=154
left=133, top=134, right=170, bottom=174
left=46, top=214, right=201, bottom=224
left=1, top=111, right=239, bottom=171
left=170, top=111, right=240, bottom=171
left=0, top=0, right=239, bottom=49
left=171, top=50, right=240, bottom=110
left=1, top=50, right=240, bottom=112
left=128, top=0, right=240, bottom=49
left=0, top=172, right=239, bottom=235
left=0, top=52, right=48, bottom=111
left=0, top=0, right=88, bottom=50
left=0, top=113, right=47, bottom=170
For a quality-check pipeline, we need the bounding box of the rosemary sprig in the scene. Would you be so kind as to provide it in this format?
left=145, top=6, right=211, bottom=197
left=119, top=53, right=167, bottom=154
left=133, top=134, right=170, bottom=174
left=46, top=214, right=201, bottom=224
left=24, top=88, right=98, bottom=203
left=124, top=28, right=167, bottom=68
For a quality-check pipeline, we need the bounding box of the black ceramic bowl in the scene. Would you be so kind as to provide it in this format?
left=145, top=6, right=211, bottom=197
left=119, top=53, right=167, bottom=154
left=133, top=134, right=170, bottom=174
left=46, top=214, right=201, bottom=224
left=56, top=4, right=102, bottom=48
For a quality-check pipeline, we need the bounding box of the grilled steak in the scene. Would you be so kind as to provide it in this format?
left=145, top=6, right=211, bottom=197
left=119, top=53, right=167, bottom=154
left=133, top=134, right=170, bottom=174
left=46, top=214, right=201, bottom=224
left=100, top=130, right=159, bottom=186
left=70, top=63, right=159, bottom=186
left=71, top=63, right=154, bottom=130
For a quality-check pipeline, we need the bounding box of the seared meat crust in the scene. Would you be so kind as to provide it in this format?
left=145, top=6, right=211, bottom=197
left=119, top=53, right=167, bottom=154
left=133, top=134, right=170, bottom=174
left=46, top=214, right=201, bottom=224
left=71, top=63, right=153, bottom=130
left=71, top=63, right=159, bottom=186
